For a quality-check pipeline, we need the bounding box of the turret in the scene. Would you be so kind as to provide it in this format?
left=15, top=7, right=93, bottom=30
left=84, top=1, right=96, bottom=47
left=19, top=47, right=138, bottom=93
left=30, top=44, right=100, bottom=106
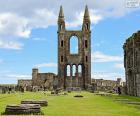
left=82, top=5, right=90, bottom=31
left=58, top=6, right=65, bottom=31
left=32, top=68, right=38, bottom=86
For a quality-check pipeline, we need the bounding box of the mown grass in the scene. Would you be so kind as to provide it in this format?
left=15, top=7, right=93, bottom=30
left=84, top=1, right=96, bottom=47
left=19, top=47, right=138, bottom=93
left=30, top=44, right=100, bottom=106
left=0, top=91, right=140, bottom=116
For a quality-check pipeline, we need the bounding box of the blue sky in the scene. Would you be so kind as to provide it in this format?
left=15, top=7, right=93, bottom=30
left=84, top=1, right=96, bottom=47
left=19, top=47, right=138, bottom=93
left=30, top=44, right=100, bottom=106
left=0, top=0, right=140, bottom=84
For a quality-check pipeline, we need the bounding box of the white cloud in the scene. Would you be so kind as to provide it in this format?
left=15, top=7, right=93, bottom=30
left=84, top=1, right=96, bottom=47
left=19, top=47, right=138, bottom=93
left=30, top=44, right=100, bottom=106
left=29, top=8, right=57, bottom=28
left=0, top=12, right=29, bottom=50
left=0, top=13, right=30, bottom=38
left=90, top=10, right=103, bottom=24
left=0, top=8, right=57, bottom=37
left=0, top=39, right=23, bottom=50
left=7, top=74, right=32, bottom=79
left=34, top=63, right=57, bottom=68
left=0, top=9, right=56, bottom=40
left=92, top=51, right=123, bottom=62
left=32, top=37, right=46, bottom=41
left=114, top=63, right=124, bottom=70
left=66, top=9, right=103, bottom=28
left=0, top=74, right=32, bottom=84
left=0, top=73, right=32, bottom=84
left=92, top=72, right=125, bottom=81
left=0, top=9, right=56, bottom=49
left=0, top=0, right=139, bottom=49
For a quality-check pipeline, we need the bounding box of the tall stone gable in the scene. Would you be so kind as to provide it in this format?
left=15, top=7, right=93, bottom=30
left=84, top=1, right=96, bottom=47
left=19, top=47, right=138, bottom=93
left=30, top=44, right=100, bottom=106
left=57, top=6, right=91, bottom=89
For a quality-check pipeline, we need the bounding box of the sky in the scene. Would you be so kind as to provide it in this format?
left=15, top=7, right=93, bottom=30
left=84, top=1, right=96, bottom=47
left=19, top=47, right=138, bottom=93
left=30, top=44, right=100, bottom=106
left=0, top=0, right=140, bottom=84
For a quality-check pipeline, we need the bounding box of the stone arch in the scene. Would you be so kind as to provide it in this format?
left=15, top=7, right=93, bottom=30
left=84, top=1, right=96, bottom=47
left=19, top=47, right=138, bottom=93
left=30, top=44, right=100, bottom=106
left=66, top=64, right=70, bottom=76
left=72, top=64, right=76, bottom=76
left=78, top=64, right=82, bottom=77
left=69, top=35, right=79, bottom=54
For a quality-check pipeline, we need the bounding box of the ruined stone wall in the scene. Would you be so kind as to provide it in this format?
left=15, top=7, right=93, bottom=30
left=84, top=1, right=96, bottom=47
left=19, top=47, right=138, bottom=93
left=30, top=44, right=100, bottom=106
left=123, top=30, right=140, bottom=97
left=37, top=73, right=55, bottom=89
left=32, top=68, right=57, bottom=89
left=18, top=68, right=57, bottom=90
left=18, top=80, right=32, bottom=87
left=92, top=78, right=124, bottom=91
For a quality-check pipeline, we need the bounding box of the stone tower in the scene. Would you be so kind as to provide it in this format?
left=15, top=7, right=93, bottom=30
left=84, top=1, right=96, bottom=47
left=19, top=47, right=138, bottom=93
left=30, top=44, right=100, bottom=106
left=32, top=68, right=38, bottom=86
left=57, top=6, right=91, bottom=89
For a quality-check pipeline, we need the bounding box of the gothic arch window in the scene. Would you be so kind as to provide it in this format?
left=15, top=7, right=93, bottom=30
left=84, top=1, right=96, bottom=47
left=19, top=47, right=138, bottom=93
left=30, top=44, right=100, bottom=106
left=61, top=40, right=63, bottom=47
left=86, top=56, right=88, bottom=62
left=86, top=23, right=89, bottom=30
left=61, top=56, right=63, bottom=62
left=85, top=40, right=88, bottom=48
left=72, top=65, right=76, bottom=76
left=78, top=64, right=82, bottom=77
left=85, top=23, right=89, bottom=30
left=66, top=65, right=70, bottom=76
left=70, top=36, right=78, bottom=54
left=60, top=24, right=63, bottom=30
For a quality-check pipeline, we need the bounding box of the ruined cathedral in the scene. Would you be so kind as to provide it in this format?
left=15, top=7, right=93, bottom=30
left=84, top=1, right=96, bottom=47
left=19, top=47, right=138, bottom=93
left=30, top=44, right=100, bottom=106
left=57, top=6, right=91, bottom=89
left=18, top=6, right=91, bottom=89
left=17, top=6, right=140, bottom=97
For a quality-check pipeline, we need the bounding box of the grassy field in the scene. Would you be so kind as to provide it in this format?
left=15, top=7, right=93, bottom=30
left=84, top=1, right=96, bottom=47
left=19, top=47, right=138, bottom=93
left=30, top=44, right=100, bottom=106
left=0, top=91, right=140, bottom=116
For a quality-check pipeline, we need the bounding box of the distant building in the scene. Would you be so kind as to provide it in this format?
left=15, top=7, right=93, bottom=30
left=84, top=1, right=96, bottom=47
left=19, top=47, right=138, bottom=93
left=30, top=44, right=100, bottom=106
left=92, top=78, right=124, bottom=91
left=123, top=31, right=140, bottom=97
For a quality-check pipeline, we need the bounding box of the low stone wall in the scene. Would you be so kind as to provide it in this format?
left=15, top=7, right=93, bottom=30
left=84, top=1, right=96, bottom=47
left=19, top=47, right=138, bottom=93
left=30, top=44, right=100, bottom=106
left=18, top=79, right=32, bottom=87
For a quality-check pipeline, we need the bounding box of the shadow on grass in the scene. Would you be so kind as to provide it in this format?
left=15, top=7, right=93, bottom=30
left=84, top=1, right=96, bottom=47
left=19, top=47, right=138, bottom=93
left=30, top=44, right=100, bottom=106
left=104, top=94, right=140, bottom=110
left=1, top=111, right=44, bottom=115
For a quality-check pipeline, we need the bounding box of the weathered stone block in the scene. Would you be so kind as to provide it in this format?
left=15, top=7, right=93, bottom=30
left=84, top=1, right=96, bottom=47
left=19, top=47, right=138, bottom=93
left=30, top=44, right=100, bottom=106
left=21, top=100, right=48, bottom=106
left=5, top=104, right=41, bottom=115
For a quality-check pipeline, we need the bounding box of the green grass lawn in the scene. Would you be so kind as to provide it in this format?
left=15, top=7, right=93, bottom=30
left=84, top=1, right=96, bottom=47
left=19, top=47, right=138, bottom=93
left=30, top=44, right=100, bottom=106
left=0, top=91, right=140, bottom=116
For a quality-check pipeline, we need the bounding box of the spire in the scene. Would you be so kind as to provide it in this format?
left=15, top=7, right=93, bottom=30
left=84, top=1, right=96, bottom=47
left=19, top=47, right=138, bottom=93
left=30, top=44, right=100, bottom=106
left=58, top=5, right=65, bottom=31
left=59, top=5, right=64, bottom=18
left=82, top=5, right=90, bottom=31
left=84, top=5, right=90, bottom=20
